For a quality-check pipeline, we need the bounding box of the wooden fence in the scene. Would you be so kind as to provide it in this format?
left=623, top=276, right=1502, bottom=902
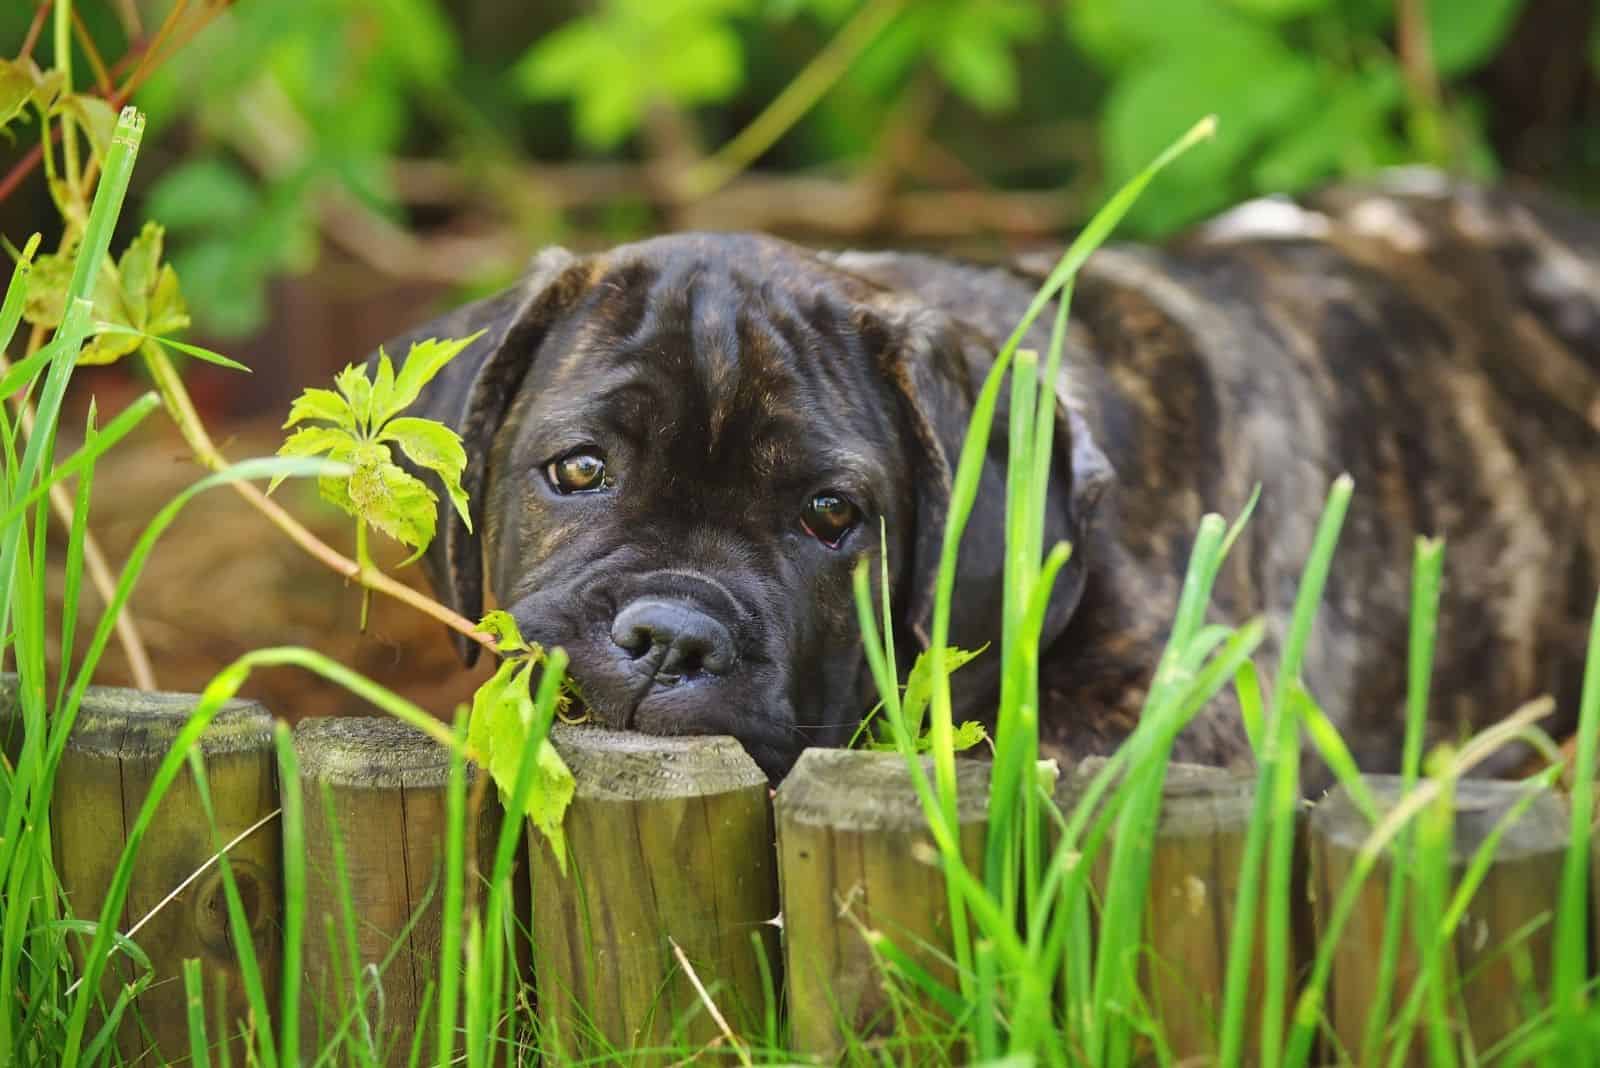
left=0, top=684, right=1579, bottom=1065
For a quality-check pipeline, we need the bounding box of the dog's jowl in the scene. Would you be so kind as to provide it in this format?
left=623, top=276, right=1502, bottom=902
left=376, top=174, right=1600, bottom=782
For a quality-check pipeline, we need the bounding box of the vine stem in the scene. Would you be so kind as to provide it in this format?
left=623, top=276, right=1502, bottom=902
left=138, top=342, right=495, bottom=651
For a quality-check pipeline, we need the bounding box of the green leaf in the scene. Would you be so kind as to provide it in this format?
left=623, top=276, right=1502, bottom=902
left=334, top=364, right=374, bottom=431
left=273, top=426, right=355, bottom=494
left=54, top=94, right=117, bottom=157
left=478, top=610, right=531, bottom=653
left=369, top=351, right=397, bottom=429
left=1102, top=25, right=1320, bottom=232
left=1224, top=0, right=1330, bottom=19
left=118, top=222, right=164, bottom=327
left=22, top=247, right=73, bottom=328
left=348, top=447, right=438, bottom=556
left=142, top=334, right=246, bottom=372
left=934, top=32, right=1018, bottom=113
left=144, top=157, right=260, bottom=231
left=951, top=720, right=988, bottom=752
left=284, top=387, right=356, bottom=431
left=379, top=416, right=471, bottom=531
left=145, top=264, right=190, bottom=336
left=0, top=60, right=33, bottom=131
left=77, top=327, right=143, bottom=366
left=468, top=658, right=575, bottom=874
left=381, top=334, right=481, bottom=426
left=513, top=1, right=753, bottom=148
left=901, top=644, right=986, bottom=730
left=1428, top=0, right=1525, bottom=76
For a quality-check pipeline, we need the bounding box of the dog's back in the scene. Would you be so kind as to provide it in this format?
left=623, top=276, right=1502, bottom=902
left=835, top=173, right=1600, bottom=775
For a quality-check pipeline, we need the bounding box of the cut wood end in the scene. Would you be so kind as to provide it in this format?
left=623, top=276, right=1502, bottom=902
left=776, top=747, right=991, bottom=831
left=550, top=723, right=767, bottom=801
left=295, top=715, right=473, bottom=789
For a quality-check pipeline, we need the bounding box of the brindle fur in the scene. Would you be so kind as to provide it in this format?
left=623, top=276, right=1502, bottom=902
left=379, top=172, right=1600, bottom=783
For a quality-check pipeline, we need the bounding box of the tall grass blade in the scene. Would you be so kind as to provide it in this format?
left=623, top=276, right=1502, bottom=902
left=1554, top=588, right=1600, bottom=1058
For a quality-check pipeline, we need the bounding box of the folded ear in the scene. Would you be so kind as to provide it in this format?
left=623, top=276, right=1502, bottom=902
left=368, top=247, right=591, bottom=665
left=871, top=301, right=1113, bottom=698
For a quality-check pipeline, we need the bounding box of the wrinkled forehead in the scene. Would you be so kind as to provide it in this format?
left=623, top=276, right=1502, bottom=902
left=509, top=245, right=906, bottom=489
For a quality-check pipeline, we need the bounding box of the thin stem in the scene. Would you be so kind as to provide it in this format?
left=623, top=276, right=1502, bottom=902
left=678, top=0, right=905, bottom=199
left=138, top=342, right=494, bottom=650
left=18, top=1, right=51, bottom=62
left=71, top=8, right=114, bottom=95
left=0, top=351, right=156, bottom=690
left=54, top=0, right=79, bottom=201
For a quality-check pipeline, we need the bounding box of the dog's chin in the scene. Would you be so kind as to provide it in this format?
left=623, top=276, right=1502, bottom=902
left=555, top=653, right=806, bottom=781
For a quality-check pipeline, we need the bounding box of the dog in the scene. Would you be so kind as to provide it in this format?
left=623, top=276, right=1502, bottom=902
left=375, top=171, right=1600, bottom=782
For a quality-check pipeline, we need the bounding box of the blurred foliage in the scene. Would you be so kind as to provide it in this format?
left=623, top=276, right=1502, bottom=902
left=5, top=0, right=1591, bottom=338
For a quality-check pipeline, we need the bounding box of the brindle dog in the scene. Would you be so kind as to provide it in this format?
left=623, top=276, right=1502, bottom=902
left=377, top=171, right=1600, bottom=783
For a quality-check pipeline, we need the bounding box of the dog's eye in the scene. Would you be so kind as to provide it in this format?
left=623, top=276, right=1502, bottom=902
left=801, top=492, right=859, bottom=547
left=546, top=450, right=610, bottom=494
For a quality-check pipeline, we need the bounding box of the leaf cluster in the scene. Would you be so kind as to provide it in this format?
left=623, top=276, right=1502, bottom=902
left=467, top=610, right=577, bottom=873
left=274, top=335, right=480, bottom=560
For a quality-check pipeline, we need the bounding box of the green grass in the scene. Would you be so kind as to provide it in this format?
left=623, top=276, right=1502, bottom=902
left=5, top=103, right=1600, bottom=1067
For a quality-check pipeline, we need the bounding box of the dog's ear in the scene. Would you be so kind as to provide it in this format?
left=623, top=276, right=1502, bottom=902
left=870, top=301, right=1113, bottom=695
left=369, top=247, right=591, bottom=665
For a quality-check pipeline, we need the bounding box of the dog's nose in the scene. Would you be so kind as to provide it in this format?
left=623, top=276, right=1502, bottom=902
left=610, top=598, right=735, bottom=678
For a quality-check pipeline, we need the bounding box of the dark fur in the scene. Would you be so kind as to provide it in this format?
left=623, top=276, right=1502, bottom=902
left=376, top=173, right=1600, bottom=782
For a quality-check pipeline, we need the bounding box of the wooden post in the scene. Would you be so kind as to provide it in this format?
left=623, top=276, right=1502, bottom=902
left=528, top=724, right=778, bottom=1065
left=40, top=684, right=281, bottom=1064
left=1310, top=775, right=1567, bottom=1063
left=295, top=716, right=499, bottom=1065
left=1056, top=758, right=1304, bottom=1064
left=776, top=748, right=990, bottom=1061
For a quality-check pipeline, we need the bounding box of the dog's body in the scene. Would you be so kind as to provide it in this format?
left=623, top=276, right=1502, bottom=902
left=383, top=172, right=1600, bottom=780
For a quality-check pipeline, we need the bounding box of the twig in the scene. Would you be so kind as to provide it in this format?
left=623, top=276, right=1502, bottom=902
left=70, top=8, right=113, bottom=96
left=63, top=807, right=282, bottom=998
left=18, top=1, right=51, bottom=62
left=668, top=935, right=753, bottom=1068
left=108, top=0, right=143, bottom=42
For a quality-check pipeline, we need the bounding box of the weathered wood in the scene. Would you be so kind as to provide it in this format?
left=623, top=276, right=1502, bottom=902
left=295, top=716, right=499, bottom=1065
left=776, top=748, right=990, bottom=1061
left=1310, top=776, right=1567, bottom=1063
left=1057, top=758, right=1304, bottom=1064
left=27, top=684, right=281, bottom=1064
left=528, top=724, right=778, bottom=1065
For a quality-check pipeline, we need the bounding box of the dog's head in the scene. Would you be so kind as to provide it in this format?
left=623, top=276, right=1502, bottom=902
left=376, top=233, right=1110, bottom=776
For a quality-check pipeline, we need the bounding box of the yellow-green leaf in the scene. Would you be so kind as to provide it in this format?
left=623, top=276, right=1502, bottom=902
left=118, top=222, right=163, bottom=327
left=76, top=329, right=143, bottom=366
left=22, top=248, right=72, bottom=328
left=369, top=351, right=398, bottom=429
left=379, top=415, right=471, bottom=531
left=478, top=610, right=531, bottom=653
left=284, top=387, right=355, bottom=431
left=335, top=364, right=374, bottom=431
left=468, top=657, right=575, bottom=874
left=951, top=720, right=988, bottom=752
left=144, top=264, right=189, bottom=336
left=381, top=333, right=481, bottom=426
left=273, top=426, right=355, bottom=494
left=902, top=644, right=985, bottom=728
left=349, top=454, right=437, bottom=555
left=53, top=93, right=116, bottom=157
left=0, top=60, right=31, bottom=130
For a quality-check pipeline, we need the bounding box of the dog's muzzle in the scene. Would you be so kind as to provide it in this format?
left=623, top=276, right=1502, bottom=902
left=609, top=597, right=737, bottom=684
